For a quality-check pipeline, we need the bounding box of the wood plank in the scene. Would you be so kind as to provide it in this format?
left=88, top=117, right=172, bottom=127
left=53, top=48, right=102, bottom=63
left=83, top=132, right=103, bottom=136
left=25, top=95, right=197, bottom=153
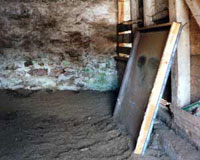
left=152, top=10, right=169, bottom=24
left=117, top=23, right=132, bottom=32
left=118, top=0, right=131, bottom=24
left=114, top=32, right=140, bottom=121
left=115, top=56, right=129, bottom=62
left=118, top=33, right=133, bottom=43
left=137, top=23, right=172, bottom=31
left=118, top=0, right=124, bottom=24
left=158, top=103, right=200, bottom=152
left=114, top=23, right=181, bottom=155
left=190, top=17, right=200, bottom=55
left=119, top=43, right=132, bottom=48
left=159, top=128, right=200, bottom=160
left=171, top=106, right=200, bottom=150
left=169, top=0, right=191, bottom=107
left=134, top=22, right=182, bottom=155
left=117, top=46, right=132, bottom=54
left=130, top=0, right=139, bottom=29
left=153, top=0, right=169, bottom=23
left=143, top=0, right=155, bottom=26
left=185, top=0, right=200, bottom=28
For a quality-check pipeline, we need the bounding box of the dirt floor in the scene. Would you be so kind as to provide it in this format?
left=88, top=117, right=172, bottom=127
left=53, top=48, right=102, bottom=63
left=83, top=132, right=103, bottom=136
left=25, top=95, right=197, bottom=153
left=0, top=90, right=170, bottom=160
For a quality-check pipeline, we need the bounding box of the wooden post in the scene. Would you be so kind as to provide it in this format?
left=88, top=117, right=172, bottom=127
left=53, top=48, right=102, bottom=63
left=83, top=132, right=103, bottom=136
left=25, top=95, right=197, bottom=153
left=118, top=0, right=131, bottom=24
left=169, top=0, right=191, bottom=107
left=130, top=0, right=139, bottom=28
left=143, top=0, right=155, bottom=26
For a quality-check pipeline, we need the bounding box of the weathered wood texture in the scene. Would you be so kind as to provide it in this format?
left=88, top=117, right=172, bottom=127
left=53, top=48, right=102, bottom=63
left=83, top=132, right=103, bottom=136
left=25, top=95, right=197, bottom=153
left=130, top=0, right=139, bottom=28
left=143, top=0, right=155, bottom=26
left=118, top=0, right=131, bottom=23
left=118, top=23, right=132, bottom=32
left=158, top=105, right=200, bottom=155
left=191, top=55, right=200, bottom=102
left=159, top=129, right=200, bottom=160
left=114, top=26, right=172, bottom=154
left=189, top=12, right=200, bottom=102
left=117, top=46, right=132, bottom=54
left=169, top=0, right=191, bottom=107
left=185, top=0, right=200, bottom=28
left=134, top=22, right=181, bottom=155
left=118, top=33, right=133, bottom=43
left=153, top=0, right=169, bottom=23
left=190, top=17, right=200, bottom=55
left=171, top=106, right=200, bottom=150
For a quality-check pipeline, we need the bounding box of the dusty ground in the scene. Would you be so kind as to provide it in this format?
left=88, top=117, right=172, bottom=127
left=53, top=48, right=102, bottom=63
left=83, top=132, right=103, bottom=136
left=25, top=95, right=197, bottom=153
left=0, top=90, right=169, bottom=160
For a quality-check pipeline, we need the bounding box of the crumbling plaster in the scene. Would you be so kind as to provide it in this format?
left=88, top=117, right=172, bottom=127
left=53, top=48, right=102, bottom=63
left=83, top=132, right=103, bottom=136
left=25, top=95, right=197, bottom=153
left=0, top=0, right=118, bottom=91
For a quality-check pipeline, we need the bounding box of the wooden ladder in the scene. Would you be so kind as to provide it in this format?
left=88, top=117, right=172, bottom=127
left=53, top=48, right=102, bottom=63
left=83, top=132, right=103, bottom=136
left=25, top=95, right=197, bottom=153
left=117, top=0, right=140, bottom=58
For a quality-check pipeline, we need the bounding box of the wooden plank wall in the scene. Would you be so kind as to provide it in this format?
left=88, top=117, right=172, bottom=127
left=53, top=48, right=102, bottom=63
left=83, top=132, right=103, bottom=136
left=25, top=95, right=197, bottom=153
left=190, top=16, right=200, bottom=102
left=191, top=55, right=200, bottom=102
left=191, top=17, right=200, bottom=55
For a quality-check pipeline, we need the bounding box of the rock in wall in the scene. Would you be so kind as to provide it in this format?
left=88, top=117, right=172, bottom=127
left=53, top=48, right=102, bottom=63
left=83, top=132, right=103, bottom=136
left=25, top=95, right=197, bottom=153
left=0, top=0, right=118, bottom=91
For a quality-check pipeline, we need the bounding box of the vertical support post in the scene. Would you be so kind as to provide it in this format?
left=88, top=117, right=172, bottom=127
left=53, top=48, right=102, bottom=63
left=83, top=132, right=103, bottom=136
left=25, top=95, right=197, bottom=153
left=169, top=0, right=191, bottom=107
left=118, top=0, right=131, bottom=24
left=130, top=0, right=139, bottom=28
left=143, top=0, right=155, bottom=26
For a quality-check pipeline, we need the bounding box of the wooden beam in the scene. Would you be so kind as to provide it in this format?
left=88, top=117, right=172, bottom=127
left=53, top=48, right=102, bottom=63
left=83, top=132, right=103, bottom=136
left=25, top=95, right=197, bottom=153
left=117, top=23, right=132, bottom=32
left=136, top=22, right=172, bottom=31
left=169, top=0, right=191, bottom=107
left=134, top=22, right=182, bottom=155
left=130, top=0, right=139, bottom=28
left=117, top=46, right=132, bottom=54
left=118, top=0, right=131, bottom=24
left=185, top=0, right=200, bottom=28
left=143, top=0, right=155, bottom=26
left=171, top=105, right=200, bottom=150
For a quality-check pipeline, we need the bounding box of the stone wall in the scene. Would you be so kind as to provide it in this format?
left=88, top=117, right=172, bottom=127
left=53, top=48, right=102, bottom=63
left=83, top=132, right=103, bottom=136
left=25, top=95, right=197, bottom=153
left=0, top=0, right=118, bottom=91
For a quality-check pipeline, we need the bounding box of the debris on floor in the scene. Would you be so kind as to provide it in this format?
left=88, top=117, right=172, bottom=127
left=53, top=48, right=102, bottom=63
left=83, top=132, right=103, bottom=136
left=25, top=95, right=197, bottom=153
left=182, top=100, right=200, bottom=117
left=0, top=90, right=172, bottom=160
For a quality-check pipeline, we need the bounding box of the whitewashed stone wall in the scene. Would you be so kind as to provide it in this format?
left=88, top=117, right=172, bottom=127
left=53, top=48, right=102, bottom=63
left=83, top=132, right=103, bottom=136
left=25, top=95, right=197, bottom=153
left=0, top=0, right=118, bottom=91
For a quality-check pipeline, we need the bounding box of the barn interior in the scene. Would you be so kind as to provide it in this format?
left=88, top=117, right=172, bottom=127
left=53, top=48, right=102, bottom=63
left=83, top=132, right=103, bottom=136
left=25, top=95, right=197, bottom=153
left=0, top=0, right=200, bottom=160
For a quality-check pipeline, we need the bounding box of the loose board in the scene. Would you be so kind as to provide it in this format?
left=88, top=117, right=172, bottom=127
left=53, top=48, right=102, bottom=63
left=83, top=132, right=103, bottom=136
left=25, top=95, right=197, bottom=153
left=114, top=22, right=182, bottom=155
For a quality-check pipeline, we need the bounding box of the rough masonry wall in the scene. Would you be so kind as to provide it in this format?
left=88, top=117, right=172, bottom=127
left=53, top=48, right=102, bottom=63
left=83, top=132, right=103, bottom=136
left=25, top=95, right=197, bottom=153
left=0, top=0, right=118, bottom=91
